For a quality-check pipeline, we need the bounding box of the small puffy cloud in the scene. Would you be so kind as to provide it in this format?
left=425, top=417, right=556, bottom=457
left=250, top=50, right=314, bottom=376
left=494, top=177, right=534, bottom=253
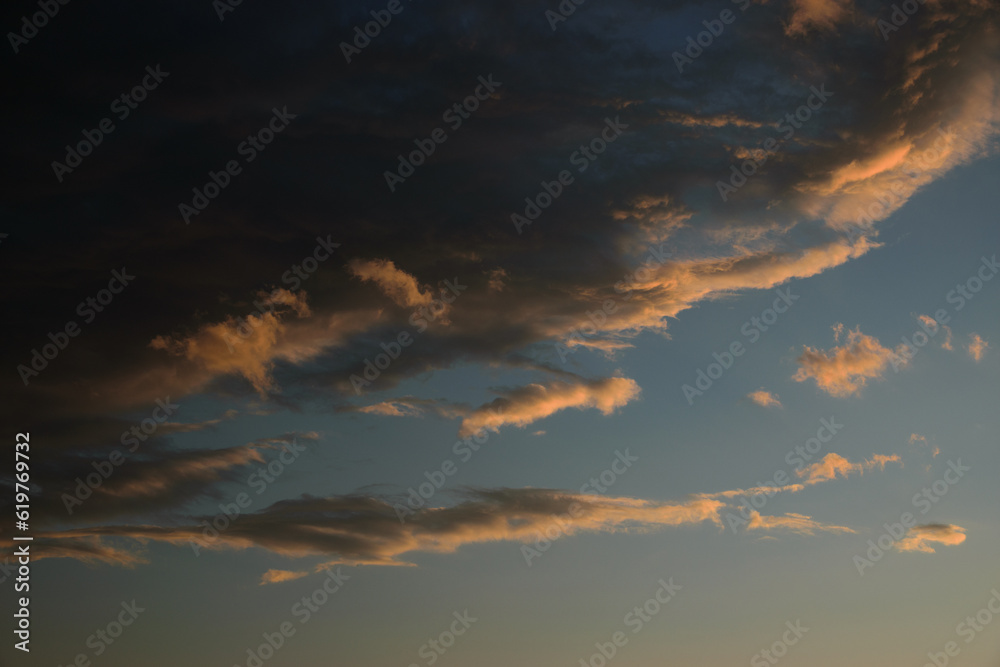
left=896, top=524, right=967, bottom=553
left=793, top=326, right=907, bottom=397
left=968, top=333, right=989, bottom=362
left=909, top=433, right=927, bottom=446
left=796, top=453, right=901, bottom=485
left=747, top=389, right=782, bottom=409
left=347, top=258, right=434, bottom=308
left=259, top=569, right=309, bottom=585
left=457, top=377, right=641, bottom=437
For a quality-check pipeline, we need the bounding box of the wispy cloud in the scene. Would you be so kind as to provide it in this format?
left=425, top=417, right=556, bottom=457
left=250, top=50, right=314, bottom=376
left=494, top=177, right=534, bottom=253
left=747, top=389, right=782, bottom=409
left=796, top=453, right=901, bottom=485
left=28, top=489, right=726, bottom=568
left=21, top=447, right=911, bottom=573
left=457, top=377, right=641, bottom=437
left=747, top=511, right=854, bottom=536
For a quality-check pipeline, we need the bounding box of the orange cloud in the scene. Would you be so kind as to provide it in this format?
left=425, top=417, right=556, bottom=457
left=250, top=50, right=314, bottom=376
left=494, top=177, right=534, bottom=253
left=796, top=453, right=901, bottom=485
left=968, top=333, right=988, bottom=362
left=747, top=511, right=855, bottom=536
left=486, top=267, right=508, bottom=292
left=457, top=377, right=641, bottom=437
left=793, top=326, right=908, bottom=397
left=784, top=0, right=853, bottom=37
left=896, top=524, right=967, bottom=553
left=700, top=453, right=899, bottom=504
left=657, top=110, right=764, bottom=129
left=918, top=315, right=953, bottom=350
left=356, top=401, right=426, bottom=418
left=259, top=569, right=309, bottom=585
left=150, top=289, right=312, bottom=395
left=347, top=258, right=434, bottom=308
left=747, top=389, right=782, bottom=408
left=563, top=236, right=877, bottom=341
left=800, top=70, right=998, bottom=232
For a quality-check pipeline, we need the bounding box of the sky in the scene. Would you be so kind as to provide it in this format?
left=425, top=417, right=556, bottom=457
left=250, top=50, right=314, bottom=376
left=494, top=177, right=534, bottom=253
left=1, top=0, right=999, bottom=666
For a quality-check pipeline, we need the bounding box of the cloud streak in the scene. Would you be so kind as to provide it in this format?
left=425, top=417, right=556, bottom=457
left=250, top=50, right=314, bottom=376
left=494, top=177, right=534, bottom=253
left=457, top=377, right=641, bottom=437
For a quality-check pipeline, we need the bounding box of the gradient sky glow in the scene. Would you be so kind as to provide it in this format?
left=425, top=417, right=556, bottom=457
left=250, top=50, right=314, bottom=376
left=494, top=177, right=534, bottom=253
left=2, top=0, right=999, bottom=666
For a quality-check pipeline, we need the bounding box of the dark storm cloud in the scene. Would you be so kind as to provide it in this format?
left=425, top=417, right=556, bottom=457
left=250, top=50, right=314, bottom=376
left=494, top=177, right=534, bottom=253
left=2, top=0, right=997, bottom=541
